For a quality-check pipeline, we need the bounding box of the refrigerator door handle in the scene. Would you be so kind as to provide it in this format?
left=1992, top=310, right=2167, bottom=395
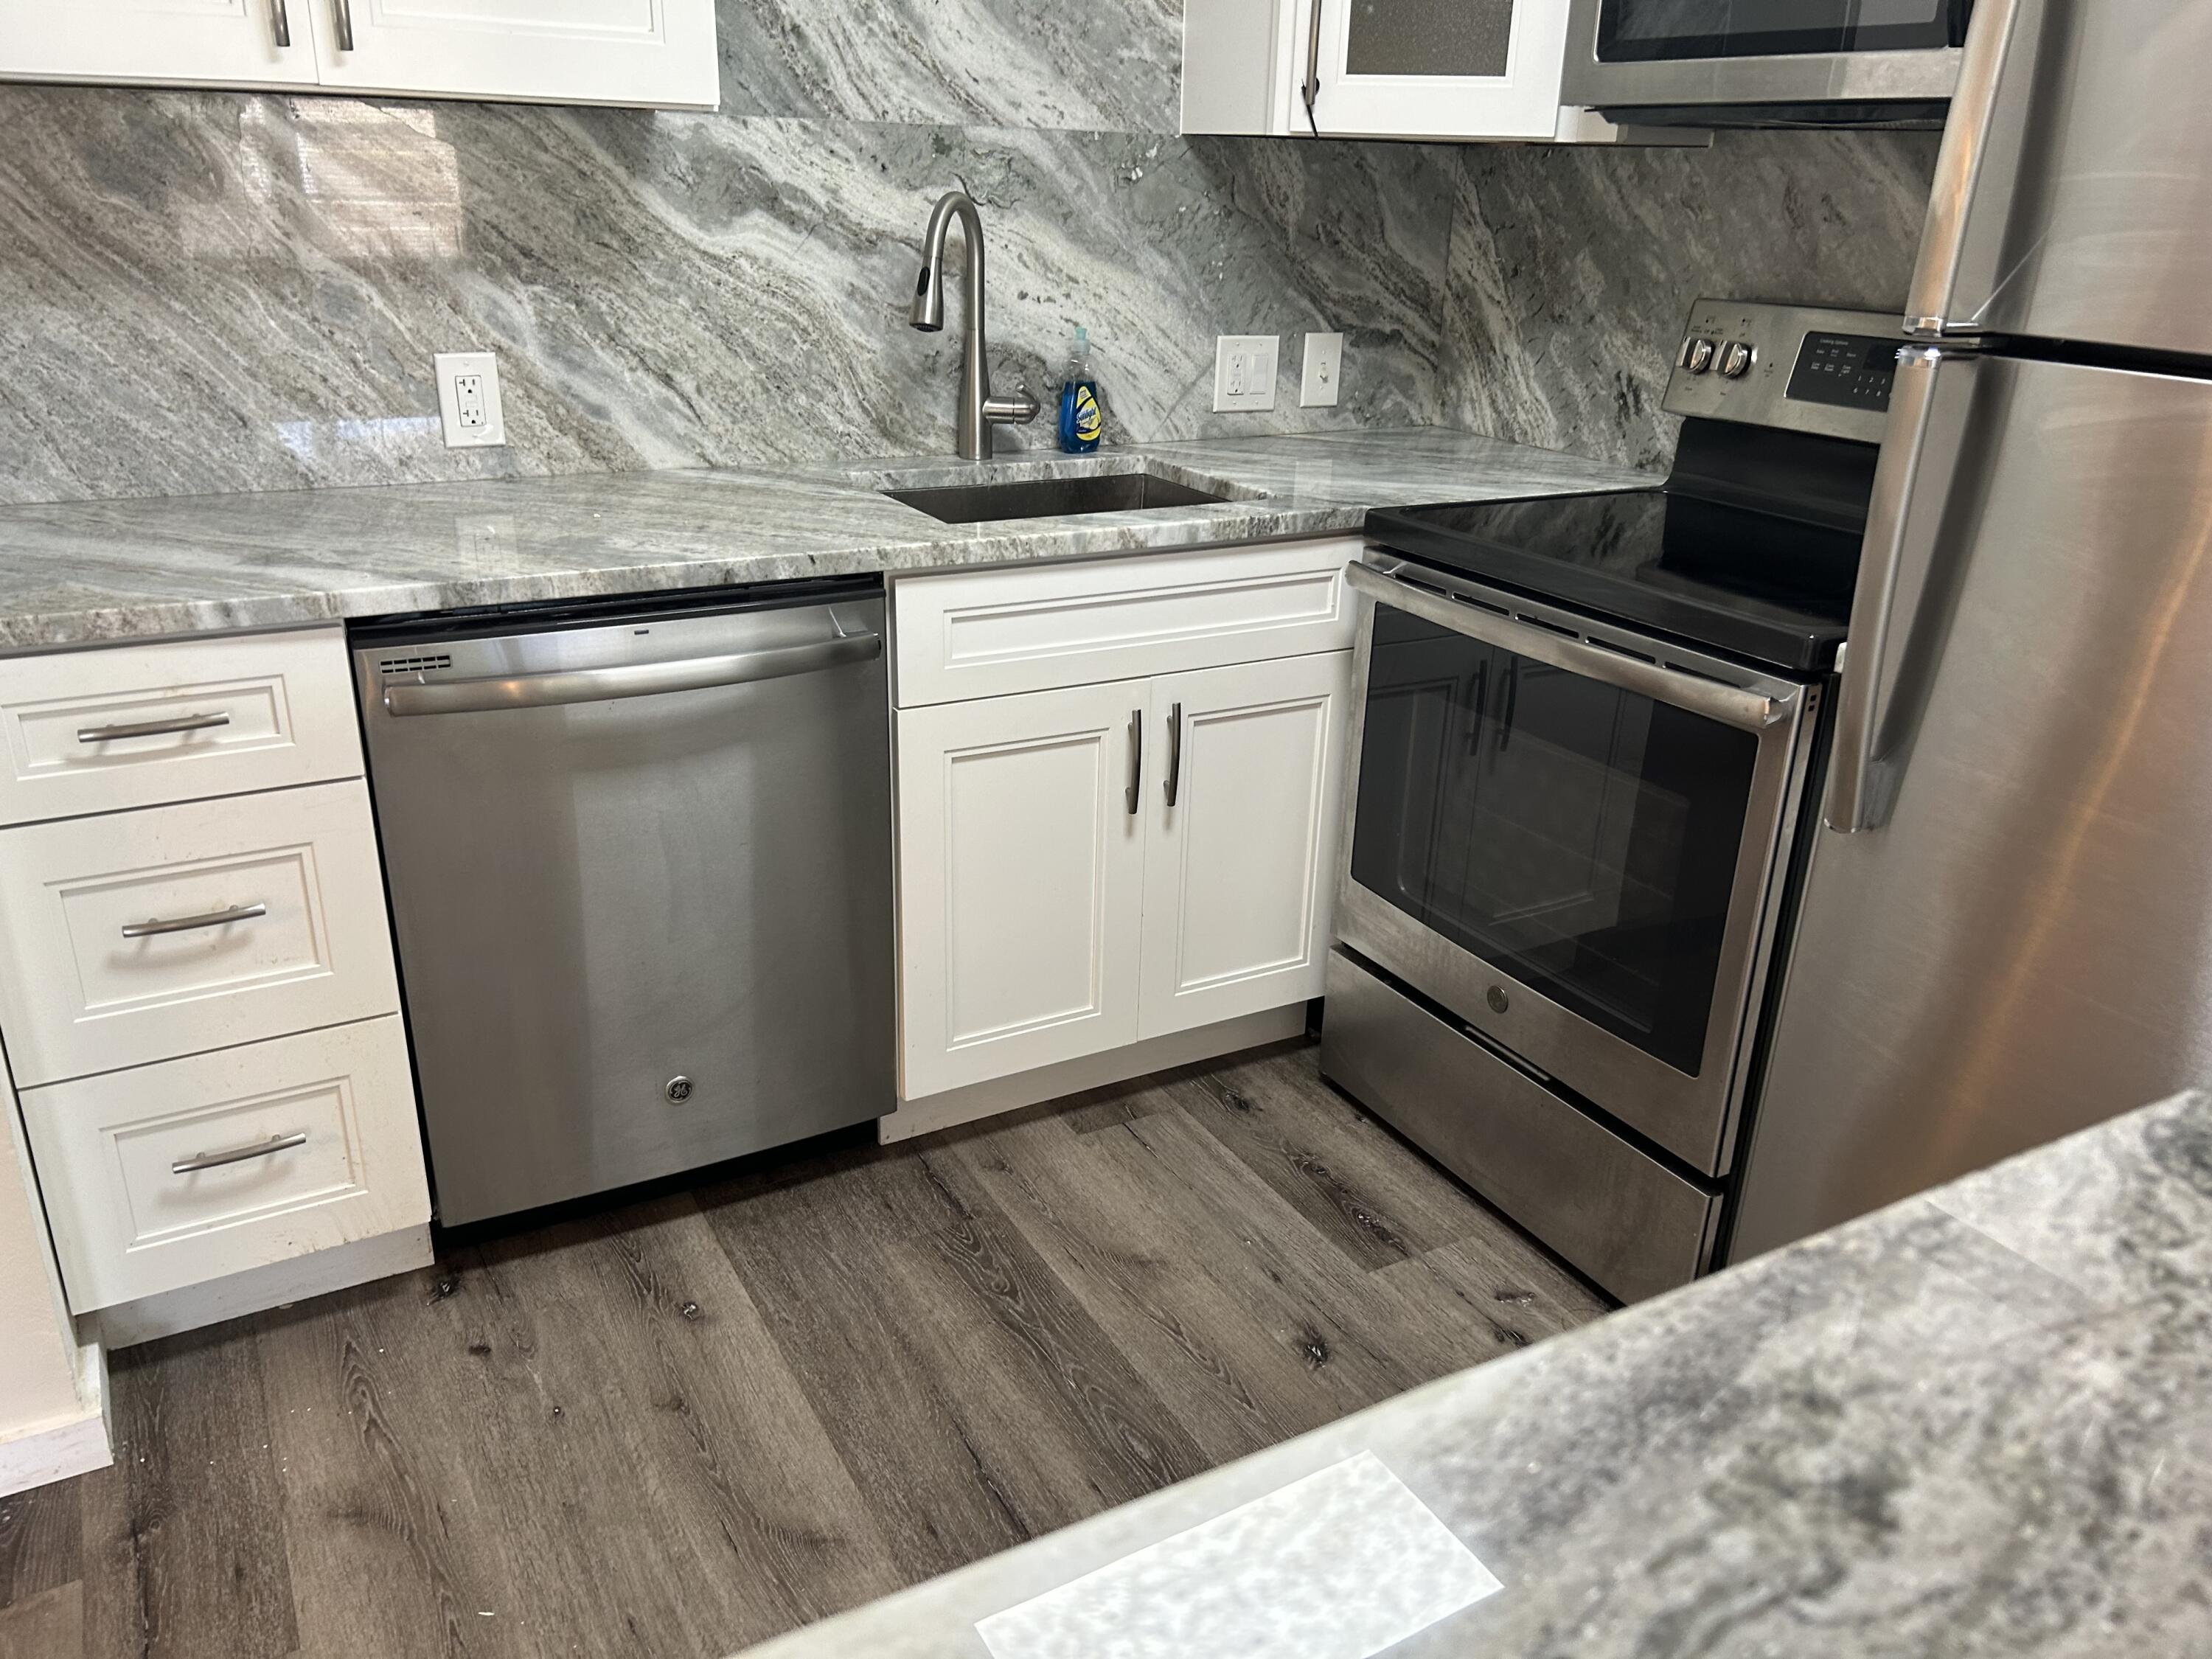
left=1906, top=0, right=2034, bottom=335
left=1824, top=345, right=1971, bottom=833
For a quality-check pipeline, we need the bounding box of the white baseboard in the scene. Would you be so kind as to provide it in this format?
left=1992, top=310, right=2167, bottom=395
left=0, top=1340, right=109, bottom=1496
left=88, top=1222, right=434, bottom=1350
left=880, top=1004, right=1308, bottom=1144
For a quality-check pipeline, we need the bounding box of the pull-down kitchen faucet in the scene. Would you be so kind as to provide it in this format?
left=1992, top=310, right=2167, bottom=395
left=909, top=190, right=1038, bottom=461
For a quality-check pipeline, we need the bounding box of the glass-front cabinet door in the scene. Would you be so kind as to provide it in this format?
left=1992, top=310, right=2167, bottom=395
left=1290, top=0, right=1575, bottom=138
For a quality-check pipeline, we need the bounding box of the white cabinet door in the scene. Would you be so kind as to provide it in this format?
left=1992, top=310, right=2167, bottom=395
left=0, top=0, right=319, bottom=88
left=897, top=681, right=1150, bottom=1099
left=313, top=0, right=719, bottom=107
left=1138, top=651, right=1351, bottom=1040
left=1287, top=0, right=1571, bottom=139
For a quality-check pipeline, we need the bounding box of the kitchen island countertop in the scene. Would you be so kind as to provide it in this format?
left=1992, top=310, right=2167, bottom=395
left=0, top=428, right=1646, bottom=650
left=734, top=1088, right=2212, bottom=1658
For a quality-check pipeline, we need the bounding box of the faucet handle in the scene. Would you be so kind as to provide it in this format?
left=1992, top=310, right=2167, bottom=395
left=984, top=389, right=1040, bottom=426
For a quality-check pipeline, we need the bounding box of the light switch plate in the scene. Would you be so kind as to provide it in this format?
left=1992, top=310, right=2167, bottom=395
left=1300, top=332, right=1344, bottom=407
left=1213, top=335, right=1279, bottom=413
left=434, top=350, right=507, bottom=448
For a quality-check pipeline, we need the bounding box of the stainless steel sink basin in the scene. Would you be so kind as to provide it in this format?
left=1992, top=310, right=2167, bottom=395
left=883, top=467, right=1235, bottom=524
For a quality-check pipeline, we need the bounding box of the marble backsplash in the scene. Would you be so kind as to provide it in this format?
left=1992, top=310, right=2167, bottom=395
left=0, top=0, right=1940, bottom=507
left=1444, top=131, right=1944, bottom=470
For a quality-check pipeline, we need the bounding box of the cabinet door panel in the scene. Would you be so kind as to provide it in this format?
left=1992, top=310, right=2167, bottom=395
left=1290, top=0, right=1570, bottom=139
left=1139, top=651, right=1351, bottom=1039
left=313, top=0, right=718, bottom=106
left=0, top=0, right=319, bottom=88
left=897, top=682, right=1148, bottom=1099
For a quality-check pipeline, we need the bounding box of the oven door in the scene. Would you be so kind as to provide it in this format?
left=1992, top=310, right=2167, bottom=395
left=1337, top=557, right=1815, bottom=1176
left=1560, top=0, right=1966, bottom=111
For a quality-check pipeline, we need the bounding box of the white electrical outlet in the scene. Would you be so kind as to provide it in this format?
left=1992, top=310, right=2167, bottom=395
left=1300, top=332, right=1344, bottom=408
left=1213, top=335, right=1279, bottom=413
left=434, top=350, right=507, bottom=448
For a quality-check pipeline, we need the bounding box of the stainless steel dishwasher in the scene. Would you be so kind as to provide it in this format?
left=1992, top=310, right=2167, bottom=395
left=353, top=579, right=894, bottom=1225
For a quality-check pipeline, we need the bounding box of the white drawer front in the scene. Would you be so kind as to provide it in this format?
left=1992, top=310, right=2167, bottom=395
left=0, top=781, right=400, bottom=1085
left=0, top=628, right=364, bottom=825
left=21, top=1017, right=431, bottom=1312
left=894, top=539, right=1360, bottom=706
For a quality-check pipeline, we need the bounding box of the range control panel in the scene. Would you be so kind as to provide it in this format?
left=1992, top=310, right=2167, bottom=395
left=1663, top=299, right=1907, bottom=445
left=1786, top=330, right=1904, bottom=413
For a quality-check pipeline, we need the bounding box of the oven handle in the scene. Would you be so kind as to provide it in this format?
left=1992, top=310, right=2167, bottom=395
left=1345, top=561, right=1787, bottom=735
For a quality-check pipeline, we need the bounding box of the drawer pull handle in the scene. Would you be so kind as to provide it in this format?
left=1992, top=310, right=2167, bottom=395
left=172, top=1130, right=307, bottom=1175
left=77, top=711, right=232, bottom=743
left=121, top=902, right=268, bottom=939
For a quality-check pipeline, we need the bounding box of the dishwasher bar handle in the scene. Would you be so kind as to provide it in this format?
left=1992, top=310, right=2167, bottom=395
left=382, top=633, right=882, bottom=717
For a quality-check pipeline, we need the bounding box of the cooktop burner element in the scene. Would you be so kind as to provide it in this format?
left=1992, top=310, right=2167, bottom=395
left=1365, top=299, right=1907, bottom=675
left=1366, top=487, right=1859, bottom=672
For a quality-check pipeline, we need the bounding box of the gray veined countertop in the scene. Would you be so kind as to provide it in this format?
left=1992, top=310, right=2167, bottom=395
left=0, top=428, right=1647, bottom=651
left=732, top=1091, right=2212, bottom=1659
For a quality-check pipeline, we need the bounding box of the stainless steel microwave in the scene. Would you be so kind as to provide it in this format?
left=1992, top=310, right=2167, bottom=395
left=1560, top=0, right=1969, bottom=124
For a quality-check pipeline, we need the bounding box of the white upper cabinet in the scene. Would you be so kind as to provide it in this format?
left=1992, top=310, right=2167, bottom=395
left=313, top=0, right=719, bottom=108
left=0, top=0, right=720, bottom=107
left=0, top=0, right=319, bottom=89
left=1295, top=0, right=1572, bottom=139
left=1181, top=0, right=1673, bottom=142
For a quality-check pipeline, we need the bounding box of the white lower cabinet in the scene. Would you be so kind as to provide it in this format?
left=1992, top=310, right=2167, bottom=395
left=21, top=1016, right=430, bottom=1313
left=0, top=625, right=432, bottom=1345
left=896, top=680, right=1150, bottom=1099
left=1138, top=652, right=1351, bottom=1038
left=897, top=647, right=1352, bottom=1101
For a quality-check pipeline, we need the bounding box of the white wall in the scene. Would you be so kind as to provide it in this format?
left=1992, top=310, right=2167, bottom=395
left=0, top=1080, right=106, bottom=1493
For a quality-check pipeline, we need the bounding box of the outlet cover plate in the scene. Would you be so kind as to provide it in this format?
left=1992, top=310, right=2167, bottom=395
left=1213, top=335, right=1279, bottom=413
left=1300, top=332, right=1344, bottom=408
left=434, top=350, right=507, bottom=448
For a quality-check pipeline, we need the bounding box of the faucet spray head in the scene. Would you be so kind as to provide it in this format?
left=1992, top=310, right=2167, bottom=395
left=910, top=262, right=944, bottom=332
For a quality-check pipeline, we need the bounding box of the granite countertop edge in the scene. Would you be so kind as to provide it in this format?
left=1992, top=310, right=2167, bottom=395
left=728, top=1087, right=2212, bottom=1658
left=0, top=428, right=1652, bottom=651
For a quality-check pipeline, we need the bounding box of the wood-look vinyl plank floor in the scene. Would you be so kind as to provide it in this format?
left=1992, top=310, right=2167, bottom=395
left=1, top=1040, right=1609, bottom=1659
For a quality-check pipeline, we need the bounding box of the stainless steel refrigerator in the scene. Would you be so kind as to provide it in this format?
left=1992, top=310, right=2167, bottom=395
left=1729, top=0, right=2212, bottom=1259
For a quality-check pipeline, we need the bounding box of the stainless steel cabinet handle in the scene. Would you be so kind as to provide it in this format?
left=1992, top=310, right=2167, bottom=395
left=383, top=633, right=882, bottom=717
left=1346, top=562, right=1790, bottom=735
left=1126, top=709, right=1143, bottom=815
left=120, top=902, right=268, bottom=939
left=77, top=710, right=231, bottom=744
left=332, top=0, right=353, bottom=52
left=271, top=0, right=291, bottom=48
left=172, top=1130, right=306, bottom=1176
left=1164, top=702, right=1183, bottom=807
left=1301, top=0, right=1324, bottom=136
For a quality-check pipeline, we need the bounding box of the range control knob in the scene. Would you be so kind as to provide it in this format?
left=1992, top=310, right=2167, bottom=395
left=1718, top=341, right=1756, bottom=379
left=1679, top=335, right=1717, bottom=375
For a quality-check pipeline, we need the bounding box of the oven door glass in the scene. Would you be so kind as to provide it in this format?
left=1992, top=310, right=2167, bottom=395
left=1350, top=602, right=1759, bottom=1076
left=1596, top=0, right=1966, bottom=62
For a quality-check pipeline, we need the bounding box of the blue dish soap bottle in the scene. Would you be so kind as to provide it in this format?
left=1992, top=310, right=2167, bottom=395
left=1057, top=326, right=1102, bottom=453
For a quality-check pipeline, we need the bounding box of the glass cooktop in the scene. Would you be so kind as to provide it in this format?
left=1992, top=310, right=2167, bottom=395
left=1365, top=487, right=1860, bottom=672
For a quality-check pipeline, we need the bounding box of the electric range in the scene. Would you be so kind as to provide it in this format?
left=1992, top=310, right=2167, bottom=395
left=1322, top=299, right=1906, bottom=1304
